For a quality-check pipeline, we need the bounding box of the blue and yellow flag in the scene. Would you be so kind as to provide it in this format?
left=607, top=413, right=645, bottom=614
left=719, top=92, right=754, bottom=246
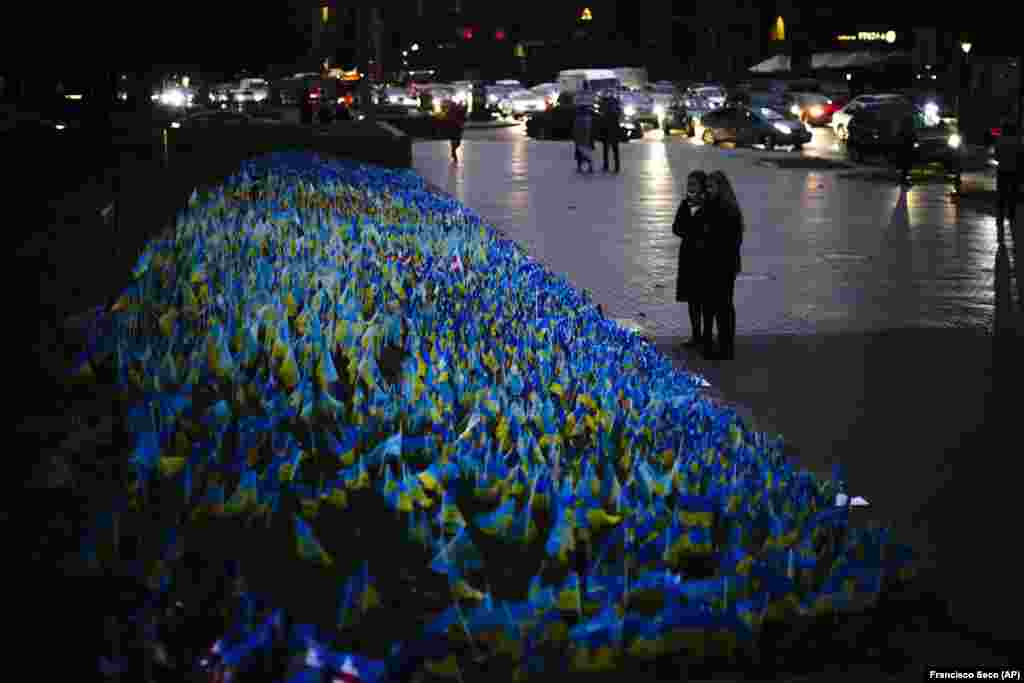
left=568, top=601, right=623, bottom=673
left=474, top=496, right=517, bottom=537
left=294, top=514, right=333, bottom=568
left=364, top=431, right=402, bottom=468
left=528, top=573, right=556, bottom=614
left=224, top=470, right=260, bottom=516
left=556, top=572, right=582, bottom=616
left=356, top=560, right=381, bottom=614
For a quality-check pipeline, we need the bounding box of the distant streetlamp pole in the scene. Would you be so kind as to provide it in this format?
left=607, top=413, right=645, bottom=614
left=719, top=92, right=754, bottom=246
left=357, top=1, right=377, bottom=122
left=1017, top=52, right=1023, bottom=141
left=958, top=41, right=971, bottom=137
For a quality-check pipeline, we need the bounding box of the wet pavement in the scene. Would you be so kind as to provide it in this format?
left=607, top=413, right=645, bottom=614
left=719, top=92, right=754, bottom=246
left=417, top=132, right=1003, bottom=338
left=412, top=134, right=1024, bottom=650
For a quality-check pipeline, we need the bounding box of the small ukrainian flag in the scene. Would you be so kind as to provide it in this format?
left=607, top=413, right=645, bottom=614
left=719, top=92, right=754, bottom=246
left=294, top=514, right=333, bottom=568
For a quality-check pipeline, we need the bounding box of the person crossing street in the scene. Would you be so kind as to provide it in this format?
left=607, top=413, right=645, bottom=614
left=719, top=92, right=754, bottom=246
left=599, top=92, right=622, bottom=173
left=446, top=98, right=468, bottom=163
left=995, top=121, right=1021, bottom=228
left=573, top=83, right=595, bottom=173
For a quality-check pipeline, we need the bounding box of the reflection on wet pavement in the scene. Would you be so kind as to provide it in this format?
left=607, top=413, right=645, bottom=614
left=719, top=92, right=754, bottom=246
left=414, top=136, right=1004, bottom=338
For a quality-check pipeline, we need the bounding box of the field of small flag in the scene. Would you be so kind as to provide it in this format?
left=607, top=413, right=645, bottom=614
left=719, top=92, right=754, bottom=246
left=74, top=151, right=917, bottom=682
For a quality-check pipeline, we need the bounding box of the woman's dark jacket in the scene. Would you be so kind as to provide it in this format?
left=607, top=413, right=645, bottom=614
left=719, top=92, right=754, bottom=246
left=704, top=198, right=744, bottom=281
left=672, top=198, right=711, bottom=302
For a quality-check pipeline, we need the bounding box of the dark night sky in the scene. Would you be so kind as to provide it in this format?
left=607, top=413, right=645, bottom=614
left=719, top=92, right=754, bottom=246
left=5, top=1, right=1017, bottom=83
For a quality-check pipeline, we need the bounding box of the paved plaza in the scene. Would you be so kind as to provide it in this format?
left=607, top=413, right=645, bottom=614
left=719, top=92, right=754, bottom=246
left=413, top=135, right=1023, bottom=650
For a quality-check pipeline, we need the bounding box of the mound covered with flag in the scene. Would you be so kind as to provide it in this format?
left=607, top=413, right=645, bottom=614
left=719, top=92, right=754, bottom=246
left=75, top=151, right=917, bottom=682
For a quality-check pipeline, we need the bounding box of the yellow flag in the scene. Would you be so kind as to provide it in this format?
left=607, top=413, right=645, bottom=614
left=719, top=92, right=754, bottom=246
left=158, top=308, right=178, bottom=337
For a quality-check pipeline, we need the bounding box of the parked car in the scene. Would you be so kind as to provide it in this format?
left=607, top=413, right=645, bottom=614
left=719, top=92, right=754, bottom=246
left=375, top=87, right=420, bottom=109
left=726, top=89, right=785, bottom=110
left=785, top=92, right=835, bottom=126
left=644, top=81, right=679, bottom=118
left=830, top=93, right=911, bottom=141
left=661, top=94, right=694, bottom=136
left=484, top=81, right=524, bottom=113
left=499, top=89, right=547, bottom=119
left=614, top=88, right=658, bottom=129
left=691, top=85, right=727, bottom=110
left=679, top=85, right=727, bottom=126
left=700, top=105, right=811, bottom=150
left=530, top=83, right=560, bottom=109
left=845, top=104, right=964, bottom=171
left=419, top=85, right=458, bottom=113
left=525, top=92, right=643, bottom=140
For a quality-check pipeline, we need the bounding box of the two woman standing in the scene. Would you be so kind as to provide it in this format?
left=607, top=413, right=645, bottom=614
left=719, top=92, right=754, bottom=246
left=673, top=170, right=744, bottom=360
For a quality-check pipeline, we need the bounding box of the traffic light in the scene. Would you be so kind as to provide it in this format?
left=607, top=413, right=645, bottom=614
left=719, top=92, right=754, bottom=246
left=458, top=26, right=474, bottom=40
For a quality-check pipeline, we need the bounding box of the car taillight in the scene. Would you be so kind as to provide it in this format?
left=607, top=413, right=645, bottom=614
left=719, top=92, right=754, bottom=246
left=991, top=127, right=1002, bottom=137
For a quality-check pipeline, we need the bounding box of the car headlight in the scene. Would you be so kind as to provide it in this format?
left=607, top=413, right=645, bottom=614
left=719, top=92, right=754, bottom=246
left=790, top=105, right=801, bottom=116
left=55, top=123, right=67, bottom=131
left=685, top=99, right=694, bottom=107
left=654, top=104, right=665, bottom=117
left=624, top=105, right=636, bottom=117
left=170, top=121, right=181, bottom=129
left=773, top=122, right=792, bottom=134
left=388, top=96, right=400, bottom=103
left=948, top=133, right=961, bottom=149
left=488, top=94, right=498, bottom=102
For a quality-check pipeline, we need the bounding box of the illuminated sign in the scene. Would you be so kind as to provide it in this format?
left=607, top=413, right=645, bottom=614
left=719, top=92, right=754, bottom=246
left=770, top=16, right=785, bottom=41
left=580, top=7, right=593, bottom=21
left=837, top=30, right=896, bottom=43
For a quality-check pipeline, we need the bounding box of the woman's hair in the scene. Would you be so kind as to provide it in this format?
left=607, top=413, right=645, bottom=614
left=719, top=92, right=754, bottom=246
left=686, top=170, right=708, bottom=190
left=708, top=171, right=745, bottom=237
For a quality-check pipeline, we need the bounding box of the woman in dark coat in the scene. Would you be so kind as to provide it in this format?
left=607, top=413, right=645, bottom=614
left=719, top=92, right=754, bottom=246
left=702, top=170, right=744, bottom=360
left=673, top=170, right=711, bottom=349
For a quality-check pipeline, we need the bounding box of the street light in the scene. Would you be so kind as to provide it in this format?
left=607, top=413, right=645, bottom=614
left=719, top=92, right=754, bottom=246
left=411, top=43, right=420, bottom=52
left=961, top=42, right=972, bottom=55
left=402, top=50, right=408, bottom=57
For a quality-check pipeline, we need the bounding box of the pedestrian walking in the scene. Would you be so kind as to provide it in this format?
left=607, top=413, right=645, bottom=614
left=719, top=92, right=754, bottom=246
left=300, top=91, right=314, bottom=126
left=673, top=170, right=710, bottom=349
left=995, top=121, right=1021, bottom=228
left=702, top=171, right=744, bottom=360
left=573, top=83, right=595, bottom=173
left=448, top=98, right=467, bottom=162
left=599, top=92, right=622, bottom=173
left=895, top=106, right=917, bottom=185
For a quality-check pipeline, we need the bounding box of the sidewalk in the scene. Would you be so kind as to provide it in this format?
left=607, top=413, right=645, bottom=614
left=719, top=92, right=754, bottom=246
left=412, top=137, right=1023, bottom=657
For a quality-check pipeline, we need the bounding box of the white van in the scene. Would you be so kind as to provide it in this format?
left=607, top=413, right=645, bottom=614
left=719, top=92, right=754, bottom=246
left=557, top=69, right=621, bottom=96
